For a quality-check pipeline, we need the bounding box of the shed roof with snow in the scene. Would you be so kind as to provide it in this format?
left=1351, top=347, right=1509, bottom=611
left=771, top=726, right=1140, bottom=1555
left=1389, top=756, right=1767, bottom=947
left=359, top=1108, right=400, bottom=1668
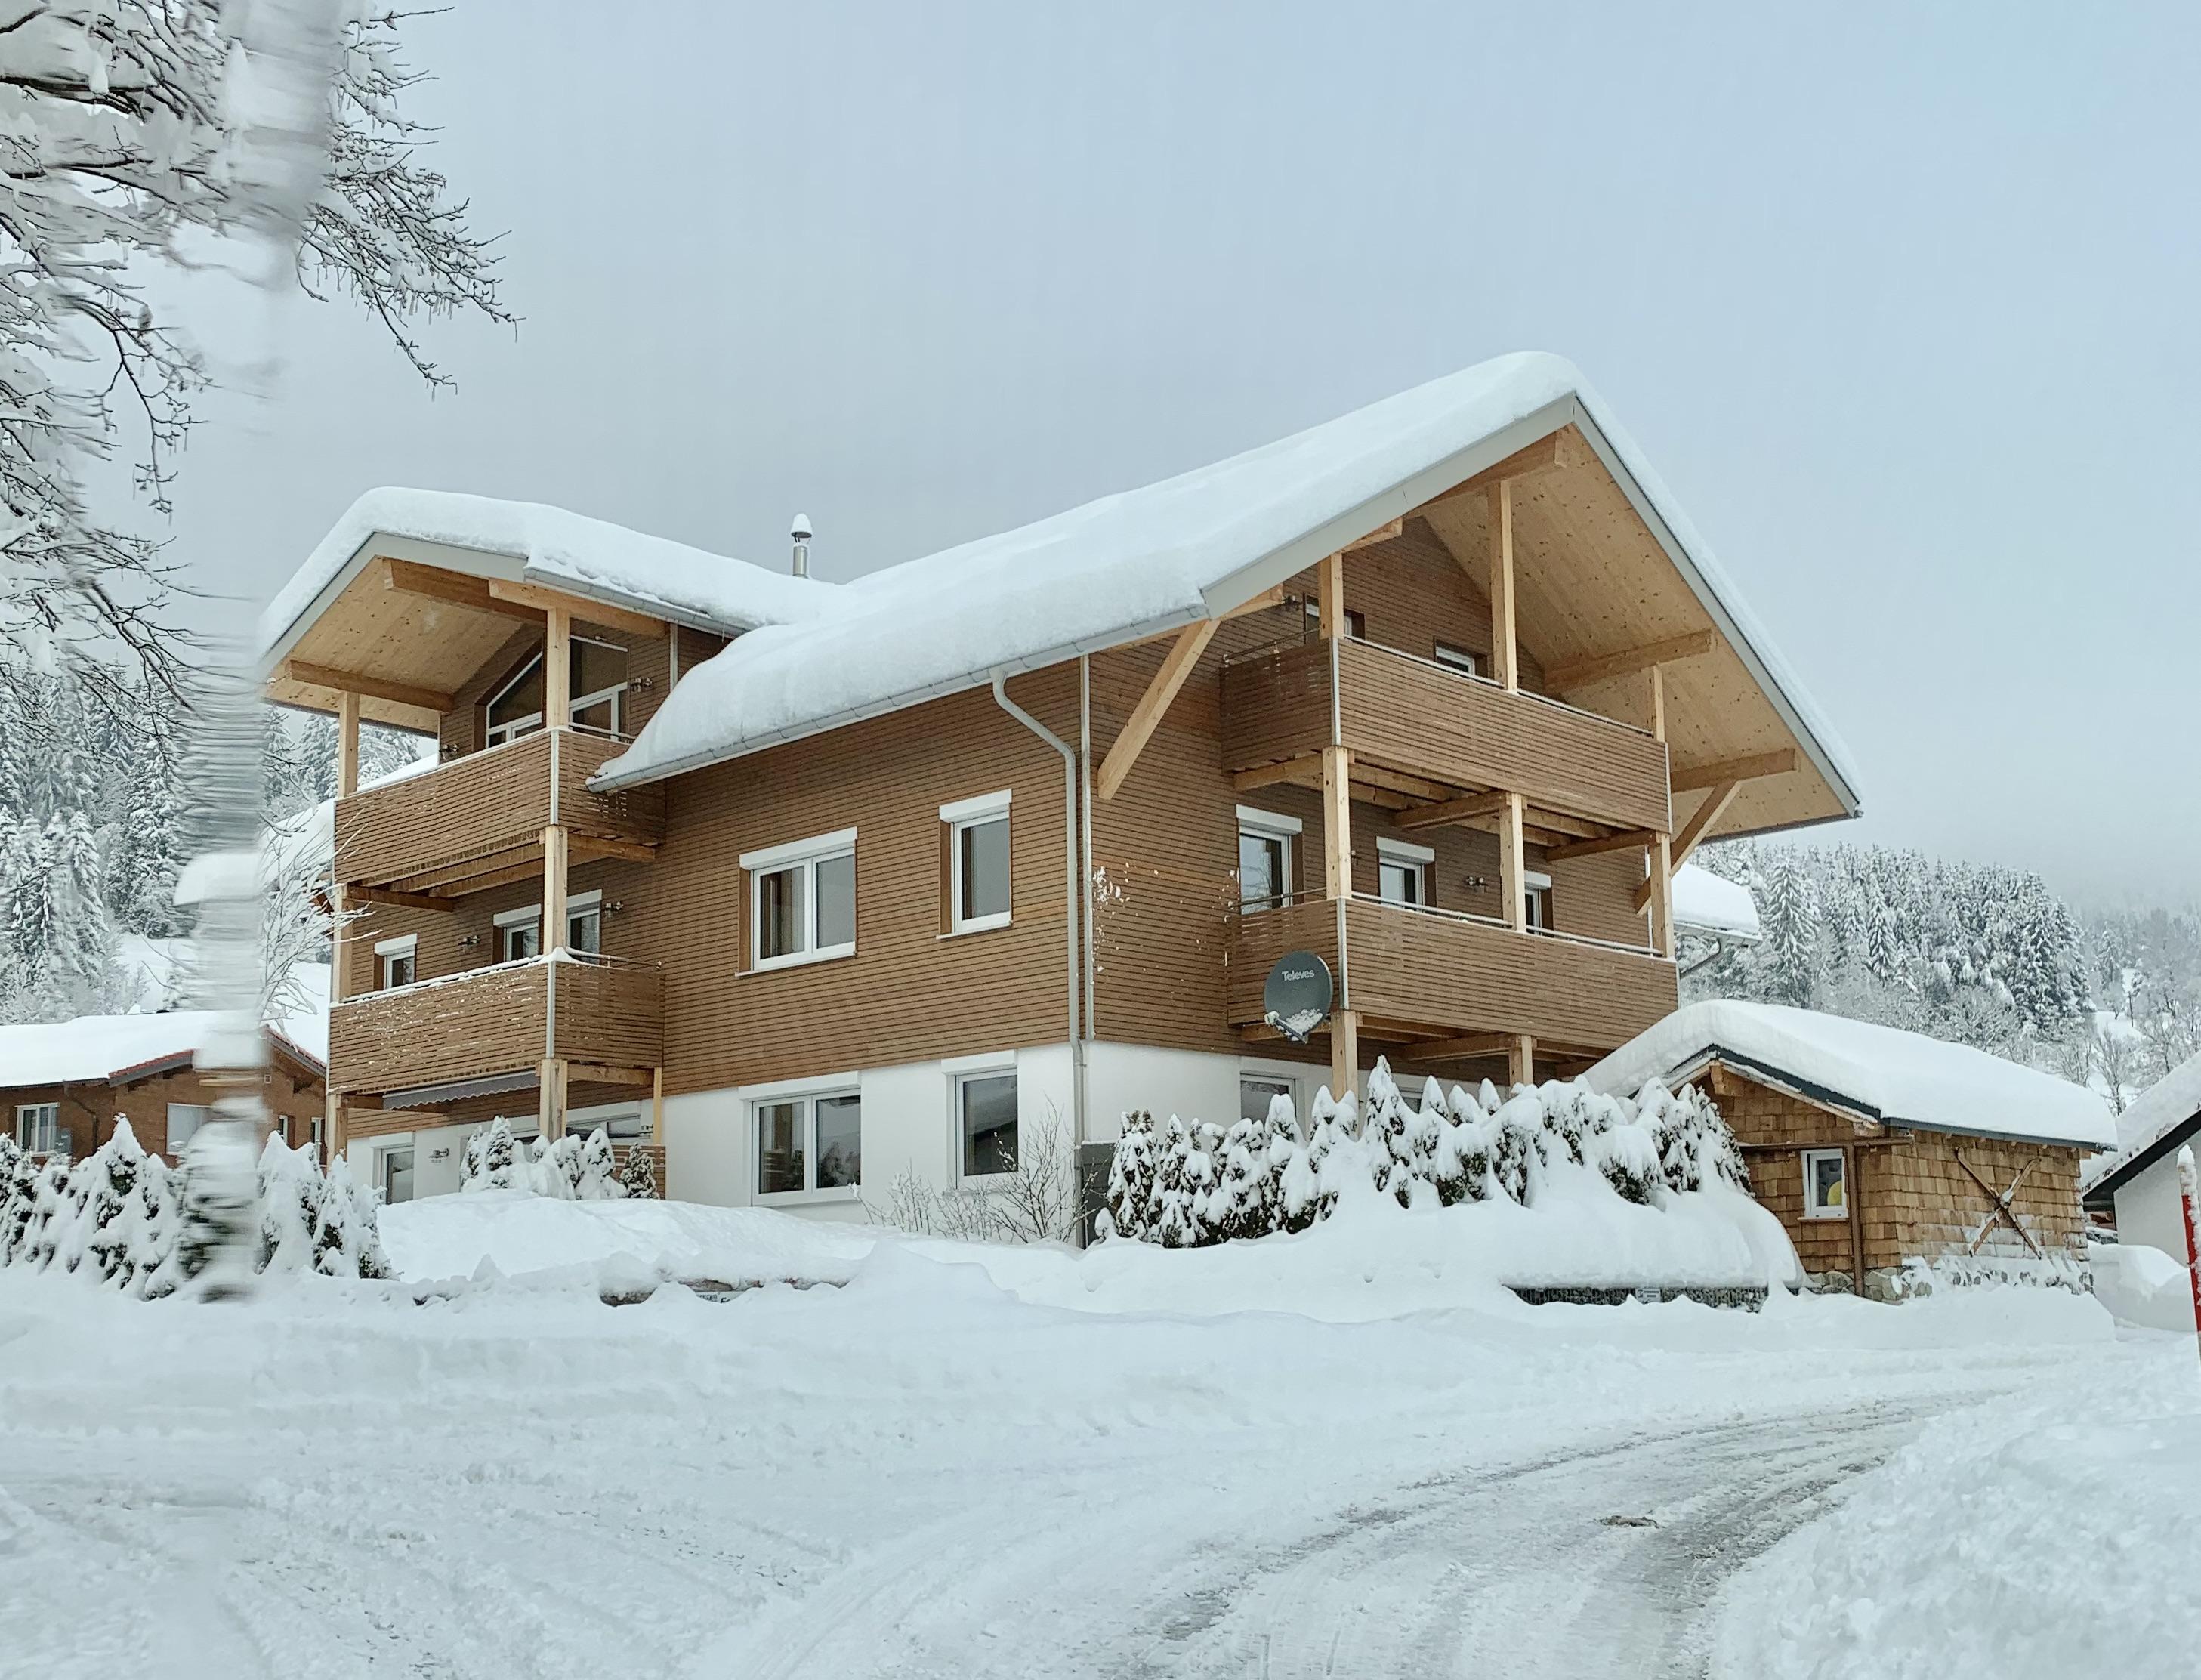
left=2083, top=1049, right=2201, bottom=1197
left=0, top=966, right=330, bottom=1090
left=1585, top=1000, right=2117, bottom=1152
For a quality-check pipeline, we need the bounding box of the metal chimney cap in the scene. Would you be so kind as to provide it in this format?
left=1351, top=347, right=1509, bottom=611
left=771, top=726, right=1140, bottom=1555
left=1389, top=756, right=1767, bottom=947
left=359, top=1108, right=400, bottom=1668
left=789, top=513, right=813, bottom=541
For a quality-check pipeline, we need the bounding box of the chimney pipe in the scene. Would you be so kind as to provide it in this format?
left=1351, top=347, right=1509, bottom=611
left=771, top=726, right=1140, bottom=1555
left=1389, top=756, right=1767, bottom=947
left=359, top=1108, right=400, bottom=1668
left=790, top=513, right=813, bottom=579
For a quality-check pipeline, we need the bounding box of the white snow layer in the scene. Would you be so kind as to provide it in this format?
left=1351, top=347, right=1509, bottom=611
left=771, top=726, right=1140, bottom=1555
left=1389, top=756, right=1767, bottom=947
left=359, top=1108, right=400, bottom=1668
left=258, top=486, right=838, bottom=655
left=2097, top=1045, right=2201, bottom=1179
left=1672, top=863, right=1760, bottom=939
left=0, top=967, right=329, bottom=1086
left=580, top=351, right=1861, bottom=792
left=1586, top=1000, right=2116, bottom=1150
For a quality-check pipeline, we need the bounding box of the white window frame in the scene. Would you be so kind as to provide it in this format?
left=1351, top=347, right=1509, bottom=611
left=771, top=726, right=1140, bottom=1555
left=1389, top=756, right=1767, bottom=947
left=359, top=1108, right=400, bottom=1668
left=1524, top=869, right=1554, bottom=932
left=1801, top=1148, right=1848, bottom=1220
left=568, top=635, right=629, bottom=737
left=742, top=828, right=858, bottom=972
left=484, top=654, right=546, bottom=747
left=493, top=891, right=601, bottom=959
left=1238, top=1070, right=1299, bottom=1131
left=1432, top=641, right=1480, bottom=678
left=378, top=1144, right=417, bottom=1206
left=15, top=1101, right=58, bottom=1153
left=166, top=1103, right=211, bottom=1156
left=941, top=790, right=1013, bottom=936
left=750, top=1079, right=863, bottom=1203
left=1376, top=835, right=1434, bottom=907
left=375, top=933, right=418, bottom=990
left=946, top=1055, right=1020, bottom=1184
left=1236, top=806, right=1301, bottom=912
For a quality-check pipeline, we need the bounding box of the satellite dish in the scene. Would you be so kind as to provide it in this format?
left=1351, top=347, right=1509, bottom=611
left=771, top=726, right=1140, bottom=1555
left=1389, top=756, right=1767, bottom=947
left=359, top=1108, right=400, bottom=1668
left=1262, top=950, right=1334, bottom=1043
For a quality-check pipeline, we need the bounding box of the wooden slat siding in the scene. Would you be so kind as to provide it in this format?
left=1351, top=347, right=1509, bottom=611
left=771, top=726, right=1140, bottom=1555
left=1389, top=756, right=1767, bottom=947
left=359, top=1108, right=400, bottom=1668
left=337, top=729, right=664, bottom=891
left=1219, top=644, right=1331, bottom=770
left=329, top=963, right=551, bottom=1094
left=1223, top=901, right=1339, bottom=1024
left=1295, top=900, right=1675, bottom=1051
left=550, top=960, right=663, bottom=1069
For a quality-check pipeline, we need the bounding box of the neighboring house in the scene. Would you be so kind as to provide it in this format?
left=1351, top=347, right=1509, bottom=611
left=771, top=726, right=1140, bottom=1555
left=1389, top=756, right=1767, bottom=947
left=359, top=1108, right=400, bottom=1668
left=0, top=1008, right=329, bottom=1166
left=1588, top=1000, right=2116, bottom=1297
left=2082, top=1050, right=2201, bottom=1259
left=258, top=352, right=1860, bottom=1215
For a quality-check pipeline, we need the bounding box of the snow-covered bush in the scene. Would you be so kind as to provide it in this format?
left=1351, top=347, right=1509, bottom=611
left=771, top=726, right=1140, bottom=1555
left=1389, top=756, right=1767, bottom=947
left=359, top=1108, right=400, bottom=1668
left=1099, top=1059, right=1758, bottom=1247
left=458, top=1119, right=633, bottom=1200
left=0, top=1119, right=388, bottom=1292
left=617, top=1144, right=659, bottom=1200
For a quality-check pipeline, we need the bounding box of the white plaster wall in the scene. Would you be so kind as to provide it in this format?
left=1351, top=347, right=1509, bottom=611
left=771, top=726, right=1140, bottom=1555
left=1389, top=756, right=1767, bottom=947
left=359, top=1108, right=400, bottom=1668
left=1082, top=1040, right=1324, bottom=1141
left=343, top=1123, right=470, bottom=1203
left=2114, top=1156, right=2192, bottom=1260
left=662, top=1086, right=747, bottom=1207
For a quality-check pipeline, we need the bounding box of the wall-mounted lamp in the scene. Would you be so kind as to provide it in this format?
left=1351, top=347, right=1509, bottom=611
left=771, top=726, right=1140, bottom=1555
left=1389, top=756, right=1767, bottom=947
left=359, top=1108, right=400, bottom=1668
left=607, top=900, right=625, bottom=914
left=440, top=741, right=459, bottom=760
left=1464, top=876, right=1489, bottom=893
left=458, top=933, right=480, bottom=949
left=631, top=675, right=655, bottom=691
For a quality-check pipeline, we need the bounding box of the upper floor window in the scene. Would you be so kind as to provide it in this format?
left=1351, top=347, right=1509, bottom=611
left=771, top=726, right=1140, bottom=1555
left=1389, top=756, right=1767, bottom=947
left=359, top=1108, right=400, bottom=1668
left=494, top=891, right=601, bottom=962
left=1376, top=836, right=1433, bottom=907
left=485, top=638, right=632, bottom=746
left=942, top=790, right=1011, bottom=934
left=376, top=934, right=417, bottom=990
left=1524, top=870, right=1553, bottom=932
left=1304, top=600, right=1366, bottom=639
left=14, top=1102, right=57, bottom=1153
left=1236, top=805, right=1300, bottom=912
left=742, top=829, right=857, bottom=971
left=485, top=656, right=544, bottom=746
left=1433, top=641, right=1480, bottom=678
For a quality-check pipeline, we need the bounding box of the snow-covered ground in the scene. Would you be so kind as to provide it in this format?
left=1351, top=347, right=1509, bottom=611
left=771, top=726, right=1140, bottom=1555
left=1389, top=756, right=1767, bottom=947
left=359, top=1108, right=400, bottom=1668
left=1, top=1200, right=2189, bottom=1679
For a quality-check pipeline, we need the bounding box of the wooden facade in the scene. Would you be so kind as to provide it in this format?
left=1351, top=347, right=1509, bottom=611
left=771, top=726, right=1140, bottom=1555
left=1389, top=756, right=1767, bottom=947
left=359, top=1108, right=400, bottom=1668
left=1701, top=1063, right=2087, bottom=1299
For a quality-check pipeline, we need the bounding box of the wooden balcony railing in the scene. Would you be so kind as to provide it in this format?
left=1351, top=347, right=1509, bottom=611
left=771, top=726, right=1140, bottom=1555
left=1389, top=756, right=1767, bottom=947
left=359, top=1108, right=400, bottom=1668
left=336, top=727, right=665, bottom=893
left=1227, top=896, right=1676, bottom=1055
left=328, top=953, right=663, bottom=1096
left=1221, top=638, right=1672, bottom=835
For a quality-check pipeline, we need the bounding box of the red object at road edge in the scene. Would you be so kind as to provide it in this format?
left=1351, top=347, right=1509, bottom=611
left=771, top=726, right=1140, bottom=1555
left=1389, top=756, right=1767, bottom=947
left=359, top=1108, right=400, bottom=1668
left=2181, top=1145, right=2201, bottom=1365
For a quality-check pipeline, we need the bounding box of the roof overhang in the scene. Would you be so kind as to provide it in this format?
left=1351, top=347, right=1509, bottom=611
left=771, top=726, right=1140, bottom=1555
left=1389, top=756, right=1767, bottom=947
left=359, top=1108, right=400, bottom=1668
left=1690, top=1048, right=2110, bottom=1151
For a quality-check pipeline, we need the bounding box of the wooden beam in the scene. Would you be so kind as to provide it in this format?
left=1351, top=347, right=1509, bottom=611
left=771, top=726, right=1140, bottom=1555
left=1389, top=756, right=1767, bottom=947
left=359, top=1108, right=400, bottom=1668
left=343, top=884, right=458, bottom=913
left=1670, top=747, right=1798, bottom=792
left=568, top=1063, right=653, bottom=1088
left=1322, top=745, right=1353, bottom=899
left=650, top=1066, right=665, bottom=1147
left=1542, top=827, right=1660, bottom=863
left=1497, top=791, right=1527, bottom=931
left=282, top=659, right=455, bottom=718
left=1648, top=831, right=1675, bottom=959
left=570, top=835, right=658, bottom=865
left=1233, top=758, right=1320, bottom=794
left=1488, top=480, right=1517, bottom=692
left=1317, top=549, right=1347, bottom=641
left=486, top=577, right=665, bottom=641
left=1543, top=629, right=1720, bottom=695
left=1343, top=517, right=1403, bottom=551
left=1634, top=780, right=1741, bottom=912
left=380, top=557, right=541, bottom=625
left=1423, top=429, right=1586, bottom=508
left=1219, top=584, right=1286, bottom=622
left=1507, top=1033, right=1536, bottom=1089
left=1330, top=1009, right=1360, bottom=1106
left=403, top=851, right=547, bottom=897
left=544, top=604, right=572, bottom=724
left=1394, top=789, right=1517, bottom=831
left=1406, top=1032, right=1516, bottom=1062
left=1097, top=619, right=1220, bottom=800
left=538, top=1057, right=569, bottom=1142
left=335, top=688, right=361, bottom=801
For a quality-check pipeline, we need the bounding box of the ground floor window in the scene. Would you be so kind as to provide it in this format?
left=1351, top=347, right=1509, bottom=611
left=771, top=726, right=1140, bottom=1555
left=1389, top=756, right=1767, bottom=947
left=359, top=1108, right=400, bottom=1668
left=166, top=1103, right=211, bottom=1156
left=380, top=1146, right=416, bottom=1206
left=1239, top=1075, right=1295, bottom=1126
left=755, top=1091, right=862, bottom=1196
left=14, top=1102, right=57, bottom=1153
left=1801, top=1148, right=1848, bottom=1218
left=958, top=1070, right=1019, bottom=1178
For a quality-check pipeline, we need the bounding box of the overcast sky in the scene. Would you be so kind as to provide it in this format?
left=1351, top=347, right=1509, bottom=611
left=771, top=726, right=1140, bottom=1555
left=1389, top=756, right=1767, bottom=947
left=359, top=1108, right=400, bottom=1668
left=168, top=2, right=2199, bottom=904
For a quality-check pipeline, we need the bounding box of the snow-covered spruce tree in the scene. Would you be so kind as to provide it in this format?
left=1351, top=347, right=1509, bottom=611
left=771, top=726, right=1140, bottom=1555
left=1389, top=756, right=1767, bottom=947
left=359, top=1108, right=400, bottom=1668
left=131, top=1152, right=180, bottom=1297
left=1209, top=1113, right=1281, bottom=1241
left=1486, top=1088, right=1549, bottom=1206
left=171, top=1122, right=258, bottom=1292
left=1101, top=1110, right=1159, bottom=1241
left=255, top=1135, right=323, bottom=1274
left=1759, top=853, right=1820, bottom=1008
left=1361, top=1060, right=1438, bottom=1208
left=23, top=1153, right=73, bottom=1270
left=617, top=1143, right=659, bottom=1200
left=461, top=1117, right=523, bottom=1193
left=1149, top=1116, right=1221, bottom=1249
left=577, top=1129, right=619, bottom=1200
left=1428, top=1080, right=1493, bottom=1207
left=0, top=4, right=510, bottom=713
left=0, top=1134, right=23, bottom=1262
left=1639, top=1082, right=1752, bottom=1196
left=312, top=1154, right=390, bottom=1280
left=79, top=1119, right=147, bottom=1283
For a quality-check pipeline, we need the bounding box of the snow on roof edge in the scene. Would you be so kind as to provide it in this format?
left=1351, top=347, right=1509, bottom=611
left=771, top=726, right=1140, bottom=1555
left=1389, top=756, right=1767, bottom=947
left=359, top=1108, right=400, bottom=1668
left=2088, top=1048, right=2201, bottom=1194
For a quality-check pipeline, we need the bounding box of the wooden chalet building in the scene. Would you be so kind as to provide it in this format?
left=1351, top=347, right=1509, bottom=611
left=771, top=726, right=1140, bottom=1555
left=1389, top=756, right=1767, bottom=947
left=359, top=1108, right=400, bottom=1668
left=260, top=353, right=1860, bottom=1212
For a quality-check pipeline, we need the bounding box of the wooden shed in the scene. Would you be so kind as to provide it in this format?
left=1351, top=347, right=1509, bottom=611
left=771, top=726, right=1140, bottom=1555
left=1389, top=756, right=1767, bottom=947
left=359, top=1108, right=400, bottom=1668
left=1588, top=1001, right=2117, bottom=1299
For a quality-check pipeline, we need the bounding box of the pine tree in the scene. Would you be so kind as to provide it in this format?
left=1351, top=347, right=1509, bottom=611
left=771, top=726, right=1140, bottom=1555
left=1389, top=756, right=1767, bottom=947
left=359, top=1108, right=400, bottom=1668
left=617, top=1144, right=659, bottom=1200
left=576, top=1129, right=619, bottom=1200
left=1760, top=852, right=1820, bottom=1007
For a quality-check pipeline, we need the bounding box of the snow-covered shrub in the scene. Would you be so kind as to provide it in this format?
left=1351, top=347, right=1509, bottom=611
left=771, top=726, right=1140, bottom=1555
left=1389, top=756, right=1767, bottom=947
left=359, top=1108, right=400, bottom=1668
left=617, top=1143, right=659, bottom=1200
left=1428, top=1081, right=1493, bottom=1207
left=0, top=1137, right=32, bottom=1264
left=461, top=1117, right=525, bottom=1193
left=1640, top=1081, right=1751, bottom=1195
left=1486, top=1089, right=1550, bottom=1206
left=577, top=1130, right=620, bottom=1200
left=1100, top=1110, right=1159, bottom=1240
left=1150, top=1115, right=1224, bottom=1249
left=459, top=1121, right=631, bottom=1200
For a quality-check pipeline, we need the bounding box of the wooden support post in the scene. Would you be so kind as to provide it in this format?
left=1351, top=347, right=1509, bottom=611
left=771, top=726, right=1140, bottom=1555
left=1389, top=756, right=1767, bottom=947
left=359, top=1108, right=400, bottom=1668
left=1498, top=791, right=1527, bottom=932
left=542, top=824, right=569, bottom=951
left=1645, top=666, right=1674, bottom=959
left=538, top=1058, right=569, bottom=1142
left=1321, top=745, right=1353, bottom=900
left=651, top=1066, right=665, bottom=1146
left=1508, top=1033, right=1535, bottom=1090
left=1488, top=480, right=1517, bottom=693
left=544, top=604, right=571, bottom=726
left=1330, top=1010, right=1360, bottom=1107
left=325, top=1089, right=344, bottom=1168
left=1317, top=549, right=1347, bottom=641
left=336, top=689, right=361, bottom=799
left=1846, top=1144, right=1866, bottom=1297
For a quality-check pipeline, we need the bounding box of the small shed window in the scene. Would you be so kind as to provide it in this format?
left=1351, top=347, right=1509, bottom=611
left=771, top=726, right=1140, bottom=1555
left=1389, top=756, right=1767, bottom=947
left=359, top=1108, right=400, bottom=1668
left=1801, top=1148, right=1848, bottom=1219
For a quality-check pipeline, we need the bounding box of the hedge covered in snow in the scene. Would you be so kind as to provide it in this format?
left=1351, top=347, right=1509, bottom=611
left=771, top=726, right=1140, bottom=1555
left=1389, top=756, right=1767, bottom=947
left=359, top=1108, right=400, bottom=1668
left=0, top=1119, right=389, bottom=1295
left=1100, top=1061, right=1749, bottom=1248
left=458, top=1116, right=658, bottom=1200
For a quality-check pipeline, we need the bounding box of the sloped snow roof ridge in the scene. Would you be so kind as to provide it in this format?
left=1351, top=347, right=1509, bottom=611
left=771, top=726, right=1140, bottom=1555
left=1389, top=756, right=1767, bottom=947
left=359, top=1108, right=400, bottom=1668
left=1585, top=999, right=2117, bottom=1150
left=0, top=965, right=333, bottom=1089
left=2087, top=1048, right=2201, bottom=1191
left=259, top=487, right=838, bottom=656
left=595, top=353, right=1862, bottom=797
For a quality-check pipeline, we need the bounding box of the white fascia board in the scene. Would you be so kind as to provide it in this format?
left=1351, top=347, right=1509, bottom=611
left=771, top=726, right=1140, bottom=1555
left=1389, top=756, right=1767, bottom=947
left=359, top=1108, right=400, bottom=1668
left=739, top=826, right=858, bottom=873
left=1236, top=804, right=1304, bottom=835
left=372, top=933, right=418, bottom=956
left=939, top=789, right=1012, bottom=824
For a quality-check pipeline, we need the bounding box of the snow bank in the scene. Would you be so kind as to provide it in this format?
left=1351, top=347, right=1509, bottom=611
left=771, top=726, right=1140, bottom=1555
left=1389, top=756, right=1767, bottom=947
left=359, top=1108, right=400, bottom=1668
left=2091, top=1242, right=2198, bottom=1332
left=1710, top=1374, right=2201, bottom=1680
left=1587, top=999, right=2117, bottom=1150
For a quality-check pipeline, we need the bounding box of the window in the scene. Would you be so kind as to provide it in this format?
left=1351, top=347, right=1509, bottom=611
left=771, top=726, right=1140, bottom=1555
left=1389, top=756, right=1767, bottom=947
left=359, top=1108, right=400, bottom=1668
left=1239, top=1075, right=1295, bottom=1128
left=495, top=891, right=600, bottom=961
left=1525, top=870, right=1554, bottom=932
left=1377, top=836, right=1434, bottom=907
left=958, top=1070, right=1019, bottom=1178
left=379, top=1146, right=416, bottom=1206
left=742, top=829, right=857, bottom=970
left=376, top=934, right=417, bottom=990
left=486, top=640, right=634, bottom=745
left=755, top=1091, right=861, bottom=1197
left=1236, top=807, right=1300, bottom=912
left=1801, top=1149, right=1848, bottom=1220
left=309, top=1114, right=325, bottom=1162
left=15, top=1102, right=58, bottom=1153
left=942, top=791, right=1011, bottom=934
left=166, top=1104, right=210, bottom=1156
left=1433, top=641, right=1480, bottom=678
left=1304, top=600, right=1366, bottom=639
left=485, top=656, right=545, bottom=746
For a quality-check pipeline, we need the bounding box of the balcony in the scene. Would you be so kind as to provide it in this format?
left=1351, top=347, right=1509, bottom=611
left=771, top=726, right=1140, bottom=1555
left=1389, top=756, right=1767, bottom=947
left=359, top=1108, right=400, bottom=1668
left=327, top=953, right=663, bottom=1097
left=1221, top=638, right=1672, bottom=836
left=1228, top=897, right=1678, bottom=1058
left=336, top=727, right=665, bottom=897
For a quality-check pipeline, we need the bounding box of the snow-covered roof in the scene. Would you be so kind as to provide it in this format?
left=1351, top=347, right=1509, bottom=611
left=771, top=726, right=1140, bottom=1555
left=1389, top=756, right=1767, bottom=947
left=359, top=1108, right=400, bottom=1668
left=258, top=487, right=839, bottom=656
left=590, top=352, right=1862, bottom=798
left=2084, top=1049, right=2201, bottom=1194
left=0, top=965, right=331, bottom=1089
left=1672, top=864, right=1759, bottom=940
left=1585, top=1000, right=2117, bottom=1151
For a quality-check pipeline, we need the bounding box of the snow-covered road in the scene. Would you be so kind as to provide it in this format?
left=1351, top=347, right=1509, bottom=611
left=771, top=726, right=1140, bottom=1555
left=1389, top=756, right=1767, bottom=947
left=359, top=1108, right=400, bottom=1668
left=1, top=1240, right=2186, bottom=1680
